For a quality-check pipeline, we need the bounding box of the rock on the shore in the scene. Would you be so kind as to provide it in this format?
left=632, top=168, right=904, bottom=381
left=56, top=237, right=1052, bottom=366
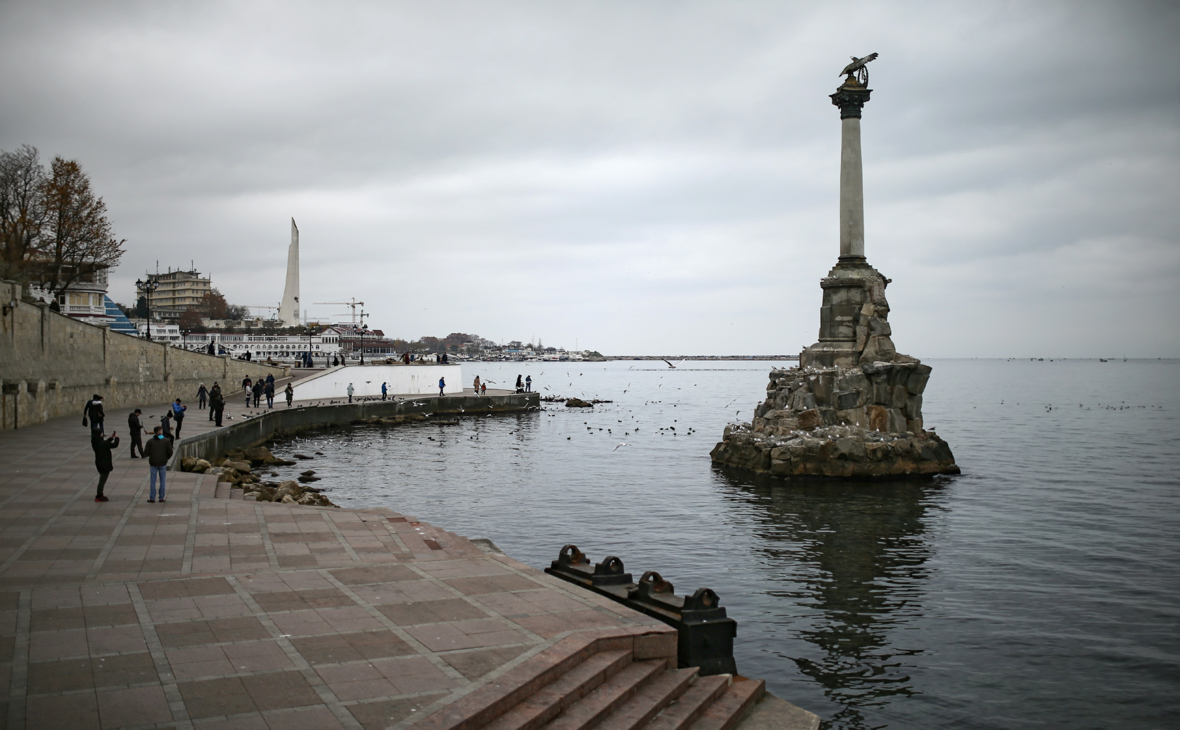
left=180, top=457, right=211, bottom=473
left=565, top=398, right=593, bottom=408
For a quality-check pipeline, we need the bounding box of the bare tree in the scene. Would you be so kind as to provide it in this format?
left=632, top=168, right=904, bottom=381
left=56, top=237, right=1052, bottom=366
left=35, top=157, right=125, bottom=301
left=0, top=145, right=48, bottom=282
left=198, top=289, right=229, bottom=319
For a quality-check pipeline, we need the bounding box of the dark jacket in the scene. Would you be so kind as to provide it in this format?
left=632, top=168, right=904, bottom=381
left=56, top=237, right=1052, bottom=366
left=143, top=434, right=173, bottom=467
left=160, top=415, right=173, bottom=439
left=128, top=412, right=142, bottom=435
left=91, top=432, right=119, bottom=473
left=84, top=399, right=104, bottom=424
left=264, top=382, right=274, bottom=396
left=210, top=391, right=224, bottom=409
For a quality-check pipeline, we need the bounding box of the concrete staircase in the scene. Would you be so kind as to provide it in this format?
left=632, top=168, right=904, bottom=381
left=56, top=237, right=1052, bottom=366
left=415, top=628, right=773, bottom=730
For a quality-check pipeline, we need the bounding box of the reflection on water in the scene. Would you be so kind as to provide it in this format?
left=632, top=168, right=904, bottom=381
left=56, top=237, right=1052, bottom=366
left=714, top=470, right=947, bottom=729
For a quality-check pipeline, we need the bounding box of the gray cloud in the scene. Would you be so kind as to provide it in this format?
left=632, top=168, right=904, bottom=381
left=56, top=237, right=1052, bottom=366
left=2, top=0, right=1177, bottom=356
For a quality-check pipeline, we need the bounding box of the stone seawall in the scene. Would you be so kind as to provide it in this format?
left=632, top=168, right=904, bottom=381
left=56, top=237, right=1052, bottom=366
left=172, top=392, right=540, bottom=465
left=0, top=279, right=288, bottom=431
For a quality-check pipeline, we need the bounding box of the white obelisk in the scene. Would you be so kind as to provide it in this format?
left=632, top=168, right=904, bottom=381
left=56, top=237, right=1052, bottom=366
left=278, top=218, right=300, bottom=325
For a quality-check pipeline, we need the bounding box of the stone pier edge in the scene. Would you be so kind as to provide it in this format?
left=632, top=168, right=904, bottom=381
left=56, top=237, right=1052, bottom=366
left=172, top=392, right=541, bottom=467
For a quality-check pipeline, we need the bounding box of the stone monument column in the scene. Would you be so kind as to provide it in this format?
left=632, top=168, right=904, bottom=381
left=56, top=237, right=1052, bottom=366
left=832, top=84, right=871, bottom=263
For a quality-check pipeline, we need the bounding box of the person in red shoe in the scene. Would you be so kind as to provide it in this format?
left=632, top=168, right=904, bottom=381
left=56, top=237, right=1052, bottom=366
left=91, top=429, right=119, bottom=502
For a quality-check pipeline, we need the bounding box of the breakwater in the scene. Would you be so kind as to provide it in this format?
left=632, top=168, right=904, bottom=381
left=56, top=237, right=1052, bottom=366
left=173, top=390, right=540, bottom=465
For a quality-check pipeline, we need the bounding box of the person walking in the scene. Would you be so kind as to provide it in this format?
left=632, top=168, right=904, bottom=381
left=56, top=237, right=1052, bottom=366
left=515, top=375, right=523, bottom=393
left=127, top=409, right=145, bottom=458
left=439, top=377, right=446, bottom=396
left=171, top=399, right=187, bottom=439
left=252, top=379, right=263, bottom=408
left=381, top=382, right=387, bottom=400
left=91, top=429, right=119, bottom=502
left=209, top=382, right=220, bottom=420
left=210, top=385, right=225, bottom=426
left=197, top=383, right=208, bottom=410
left=473, top=375, right=481, bottom=395
left=266, top=373, right=275, bottom=388
left=346, top=383, right=354, bottom=403
left=243, top=377, right=252, bottom=406
left=525, top=375, right=532, bottom=392
left=264, top=380, right=275, bottom=408
left=160, top=411, right=174, bottom=441
left=481, top=382, right=486, bottom=396
left=83, top=393, right=105, bottom=433
left=144, top=426, right=172, bottom=503
left=285, top=383, right=294, bottom=407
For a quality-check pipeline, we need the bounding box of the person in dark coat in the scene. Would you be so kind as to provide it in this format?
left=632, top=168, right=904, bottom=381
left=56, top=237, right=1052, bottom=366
left=143, top=426, right=172, bottom=503
left=197, top=383, right=208, bottom=410
left=91, top=429, right=119, bottom=502
left=209, top=385, right=225, bottom=426
left=285, top=383, right=294, bottom=407
left=127, top=409, right=145, bottom=458
left=264, top=380, right=275, bottom=408
left=252, top=380, right=263, bottom=408
left=160, top=412, right=173, bottom=441
left=83, top=394, right=105, bottom=433
left=171, top=399, right=187, bottom=439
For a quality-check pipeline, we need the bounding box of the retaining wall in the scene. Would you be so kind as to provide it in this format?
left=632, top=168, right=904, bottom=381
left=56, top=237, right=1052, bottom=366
left=0, top=279, right=288, bottom=431
left=173, top=391, right=540, bottom=465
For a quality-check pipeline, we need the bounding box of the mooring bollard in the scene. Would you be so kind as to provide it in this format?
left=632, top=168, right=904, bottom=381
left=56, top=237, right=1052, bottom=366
left=545, top=545, right=738, bottom=676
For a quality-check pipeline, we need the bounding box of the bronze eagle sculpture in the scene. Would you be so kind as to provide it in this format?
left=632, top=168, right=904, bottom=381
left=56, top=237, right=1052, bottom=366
left=840, top=53, right=878, bottom=85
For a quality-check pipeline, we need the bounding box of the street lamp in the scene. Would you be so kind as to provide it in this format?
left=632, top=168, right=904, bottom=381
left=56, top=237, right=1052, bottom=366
left=134, top=278, right=159, bottom=340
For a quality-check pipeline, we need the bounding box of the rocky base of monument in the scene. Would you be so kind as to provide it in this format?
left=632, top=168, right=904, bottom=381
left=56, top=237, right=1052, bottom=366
left=710, top=361, right=960, bottom=478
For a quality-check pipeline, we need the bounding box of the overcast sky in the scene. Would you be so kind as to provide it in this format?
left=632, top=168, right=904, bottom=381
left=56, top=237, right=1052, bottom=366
left=2, top=1, right=1177, bottom=357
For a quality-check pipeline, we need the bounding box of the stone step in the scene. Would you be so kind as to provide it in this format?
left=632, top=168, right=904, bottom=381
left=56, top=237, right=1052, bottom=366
left=543, top=659, right=665, bottom=730
left=642, top=675, right=730, bottom=730
left=213, top=480, right=229, bottom=499
left=485, top=649, right=632, bottom=730
left=586, top=667, right=698, bottom=730
left=687, top=677, right=764, bottom=730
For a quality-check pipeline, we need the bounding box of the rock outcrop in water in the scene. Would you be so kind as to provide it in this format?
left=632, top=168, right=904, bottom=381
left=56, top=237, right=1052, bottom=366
left=711, top=262, right=959, bottom=478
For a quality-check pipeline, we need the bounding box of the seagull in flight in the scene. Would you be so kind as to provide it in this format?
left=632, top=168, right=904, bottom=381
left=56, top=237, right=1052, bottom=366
left=613, top=442, right=630, bottom=452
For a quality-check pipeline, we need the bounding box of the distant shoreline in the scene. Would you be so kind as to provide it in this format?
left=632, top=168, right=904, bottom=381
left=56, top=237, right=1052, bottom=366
left=602, top=355, right=799, bottom=361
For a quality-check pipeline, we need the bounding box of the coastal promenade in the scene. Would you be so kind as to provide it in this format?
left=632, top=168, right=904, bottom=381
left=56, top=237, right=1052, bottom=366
left=0, top=398, right=815, bottom=729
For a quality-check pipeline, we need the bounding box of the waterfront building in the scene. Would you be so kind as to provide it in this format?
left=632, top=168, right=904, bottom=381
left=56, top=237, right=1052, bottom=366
left=26, top=264, right=137, bottom=335
left=179, top=330, right=342, bottom=364
left=143, top=267, right=212, bottom=322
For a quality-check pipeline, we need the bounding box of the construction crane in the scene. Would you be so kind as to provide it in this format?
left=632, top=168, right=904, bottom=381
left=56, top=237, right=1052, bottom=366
left=313, top=298, right=364, bottom=325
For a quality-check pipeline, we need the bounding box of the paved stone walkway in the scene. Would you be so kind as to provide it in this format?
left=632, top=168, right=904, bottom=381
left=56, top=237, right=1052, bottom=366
left=0, top=401, right=664, bottom=729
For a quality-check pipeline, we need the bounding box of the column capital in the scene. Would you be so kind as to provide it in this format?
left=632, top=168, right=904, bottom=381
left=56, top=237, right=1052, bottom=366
left=830, top=85, right=872, bottom=119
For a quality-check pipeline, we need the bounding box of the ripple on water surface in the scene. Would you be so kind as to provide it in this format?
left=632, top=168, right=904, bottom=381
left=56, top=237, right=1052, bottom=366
left=266, top=359, right=1180, bottom=730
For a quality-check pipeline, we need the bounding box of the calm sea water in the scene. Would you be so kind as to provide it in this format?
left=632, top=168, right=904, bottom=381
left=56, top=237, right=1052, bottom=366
left=267, top=359, right=1180, bottom=730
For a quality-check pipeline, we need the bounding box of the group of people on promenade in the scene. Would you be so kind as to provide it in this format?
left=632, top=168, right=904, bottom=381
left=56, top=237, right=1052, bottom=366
left=84, top=371, right=293, bottom=506
left=84, top=393, right=173, bottom=504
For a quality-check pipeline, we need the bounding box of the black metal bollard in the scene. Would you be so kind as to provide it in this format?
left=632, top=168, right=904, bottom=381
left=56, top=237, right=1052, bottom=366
left=545, top=545, right=738, bottom=676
